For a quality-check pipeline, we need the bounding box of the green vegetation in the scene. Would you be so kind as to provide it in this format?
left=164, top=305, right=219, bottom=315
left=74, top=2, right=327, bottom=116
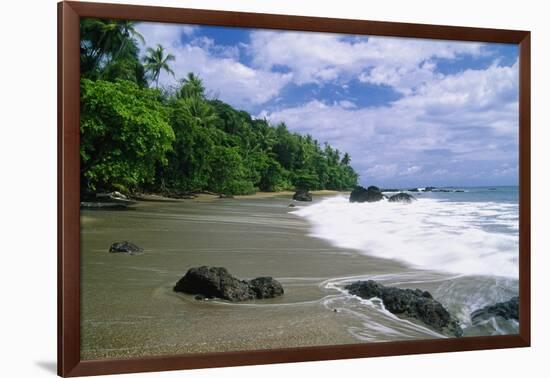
left=80, top=18, right=359, bottom=196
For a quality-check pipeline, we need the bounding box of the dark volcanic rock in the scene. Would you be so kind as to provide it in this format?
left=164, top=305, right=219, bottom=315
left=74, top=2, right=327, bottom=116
left=349, top=185, right=384, bottom=203
left=471, top=296, right=519, bottom=322
left=345, top=280, right=462, bottom=337
left=81, top=191, right=136, bottom=209
left=293, top=189, right=312, bottom=202
left=249, top=277, right=284, bottom=298
left=174, top=266, right=284, bottom=302
left=109, top=241, right=143, bottom=254
left=174, top=266, right=253, bottom=301
left=388, top=192, right=416, bottom=203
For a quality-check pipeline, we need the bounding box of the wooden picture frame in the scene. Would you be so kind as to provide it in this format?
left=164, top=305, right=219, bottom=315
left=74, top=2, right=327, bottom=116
left=58, top=1, right=531, bottom=376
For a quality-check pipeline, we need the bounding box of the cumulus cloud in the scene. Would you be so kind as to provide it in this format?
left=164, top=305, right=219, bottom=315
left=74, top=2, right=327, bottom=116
left=260, top=61, right=518, bottom=186
left=249, top=31, right=484, bottom=94
left=133, top=22, right=518, bottom=186
left=136, top=22, right=292, bottom=107
left=136, top=22, right=196, bottom=49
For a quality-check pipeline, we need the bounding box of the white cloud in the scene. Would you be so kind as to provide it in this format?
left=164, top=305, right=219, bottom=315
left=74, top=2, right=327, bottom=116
left=133, top=22, right=518, bottom=186
left=338, top=100, right=357, bottom=109
left=136, top=22, right=292, bottom=107
left=396, top=60, right=519, bottom=135
left=257, top=99, right=377, bottom=145
left=137, top=22, right=195, bottom=49
left=164, top=44, right=293, bottom=106
left=260, top=61, right=518, bottom=185
left=365, top=164, right=399, bottom=178
left=404, top=165, right=422, bottom=175
left=249, top=31, right=484, bottom=93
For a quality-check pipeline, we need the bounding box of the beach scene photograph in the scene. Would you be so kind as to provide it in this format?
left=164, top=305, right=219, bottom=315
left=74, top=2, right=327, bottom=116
left=79, top=18, right=520, bottom=360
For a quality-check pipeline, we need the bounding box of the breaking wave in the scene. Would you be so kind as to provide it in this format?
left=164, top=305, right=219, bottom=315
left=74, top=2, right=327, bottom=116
left=292, top=196, right=518, bottom=278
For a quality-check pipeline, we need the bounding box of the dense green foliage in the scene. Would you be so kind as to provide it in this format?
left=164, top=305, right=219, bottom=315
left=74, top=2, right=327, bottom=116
left=80, top=79, right=174, bottom=193
left=80, top=18, right=359, bottom=196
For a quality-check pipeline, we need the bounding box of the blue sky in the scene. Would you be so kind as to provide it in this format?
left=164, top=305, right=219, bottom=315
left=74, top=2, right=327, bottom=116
left=136, top=22, right=519, bottom=187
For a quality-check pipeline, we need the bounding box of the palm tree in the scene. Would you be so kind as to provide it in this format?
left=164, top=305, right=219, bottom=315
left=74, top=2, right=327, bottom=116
left=178, top=72, right=205, bottom=99
left=108, top=20, right=145, bottom=62
left=177, top=96, right=218, bottom=128
left=81, top=19, right=145, bottom=76
left=144, top=44, right=176, bottom=88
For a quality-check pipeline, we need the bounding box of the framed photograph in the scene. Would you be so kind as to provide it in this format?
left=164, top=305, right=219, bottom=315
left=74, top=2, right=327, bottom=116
left=58, top=1, right=530, bottom=376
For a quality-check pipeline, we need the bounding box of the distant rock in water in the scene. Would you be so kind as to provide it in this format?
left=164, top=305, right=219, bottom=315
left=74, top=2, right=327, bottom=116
left=471, top=296, right=519, bottom=322
left=174, top=266, right=284, bottom=302
left=349, top=186, right=384, bottom=203
left=109, top=241, right=143, bottom=254
left=293, top=189, right=312, bottom=202
left=388, top=192, right=416, bottom=203
left=345, top=280, right=462, bottom=337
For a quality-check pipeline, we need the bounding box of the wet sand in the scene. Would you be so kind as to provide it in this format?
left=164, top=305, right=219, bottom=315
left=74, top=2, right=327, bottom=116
left=80, top=192, right=516, bottom=360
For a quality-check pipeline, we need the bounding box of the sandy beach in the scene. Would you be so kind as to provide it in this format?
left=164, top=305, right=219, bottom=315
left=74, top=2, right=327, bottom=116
left=80, top=191, right=518, bottom=360
left=81, top=192, right=399, bottom=359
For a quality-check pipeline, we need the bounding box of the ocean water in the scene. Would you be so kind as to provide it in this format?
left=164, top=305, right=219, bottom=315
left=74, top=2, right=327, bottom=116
left=292, top=186, right=519, bottom=337
left=293, top=186, right=519, bottom=278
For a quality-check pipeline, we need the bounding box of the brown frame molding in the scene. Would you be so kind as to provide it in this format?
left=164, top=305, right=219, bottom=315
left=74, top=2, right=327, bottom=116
left=58, top=1, right=531, bottom=376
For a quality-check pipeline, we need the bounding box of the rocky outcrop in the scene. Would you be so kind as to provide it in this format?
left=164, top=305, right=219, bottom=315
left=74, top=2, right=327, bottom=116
left=173, top=266, right=284, bottom=302
left=349, top=186, right=384, bottom=203
left=388, top=192, right=416, bottom=203
left=345, top=280, right=462, bottom=337
left=81, top=191, right=137, bottom=209
left=471, top=296, right=519, bottom=322
left=109, top=241, right=143, bottom=254
left=249, top=277, right=285, bottom=299
left=293, top=189, right=312, bottom=202
left=96, top=191, right=137, bottom=205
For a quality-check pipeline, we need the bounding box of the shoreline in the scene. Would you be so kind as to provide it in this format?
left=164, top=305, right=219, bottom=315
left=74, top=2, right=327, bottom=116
left=132, top=189, right=345, bottom=202
left=80, top=190, right=518, bottom=360
left=80, top=192, right=409, bottom=359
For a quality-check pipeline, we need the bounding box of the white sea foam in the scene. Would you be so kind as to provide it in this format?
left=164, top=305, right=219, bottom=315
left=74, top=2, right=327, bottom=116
left=292, top=196, right=519, bottom=278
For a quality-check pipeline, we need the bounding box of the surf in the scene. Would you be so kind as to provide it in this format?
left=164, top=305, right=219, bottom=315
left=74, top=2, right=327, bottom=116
left=292, top=195, right=519, bottom=278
